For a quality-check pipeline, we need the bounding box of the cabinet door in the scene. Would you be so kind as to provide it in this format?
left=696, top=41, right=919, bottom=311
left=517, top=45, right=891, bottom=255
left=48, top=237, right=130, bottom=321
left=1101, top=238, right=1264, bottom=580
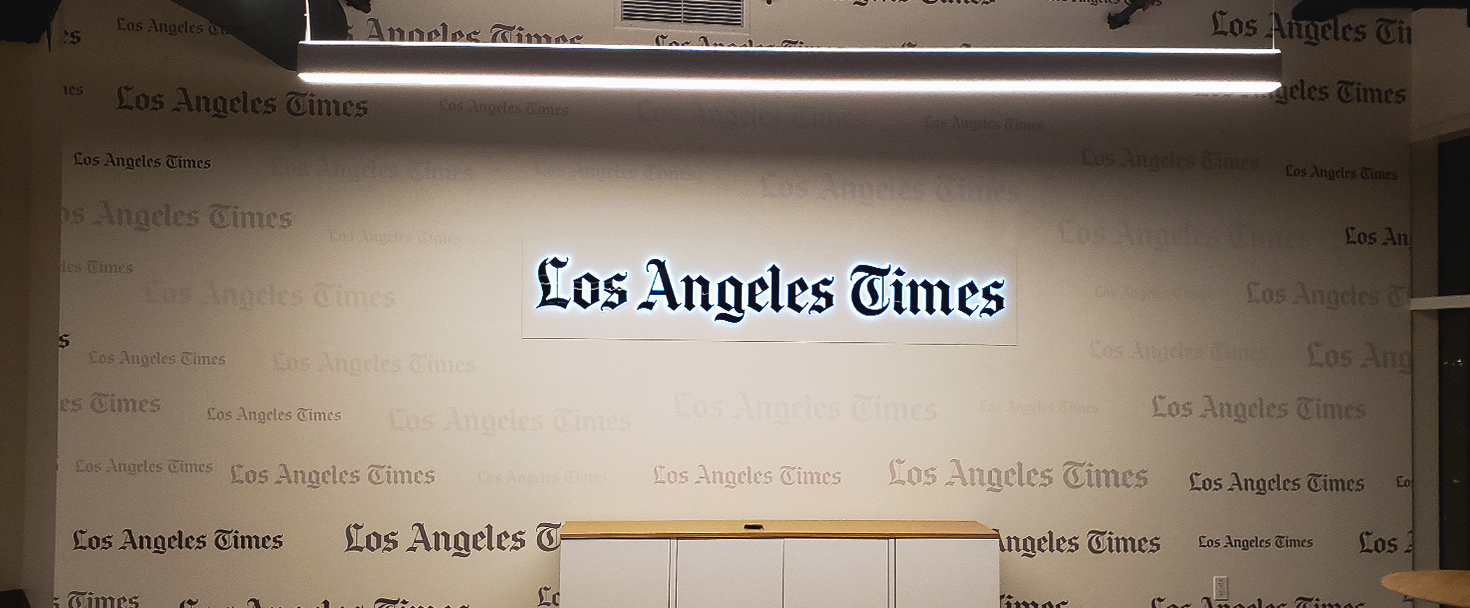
left=674, top=538, right=783, bottom=608
left=894, top=538, right=999, bottom=608
left=561, top=539, right=673, bottom=608
left=784, top=538, right=891, bottom=608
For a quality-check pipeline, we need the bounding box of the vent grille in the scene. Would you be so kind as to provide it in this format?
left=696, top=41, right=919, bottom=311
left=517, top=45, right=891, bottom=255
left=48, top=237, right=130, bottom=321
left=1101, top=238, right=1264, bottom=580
left=622, top=0, right=743, bottom=27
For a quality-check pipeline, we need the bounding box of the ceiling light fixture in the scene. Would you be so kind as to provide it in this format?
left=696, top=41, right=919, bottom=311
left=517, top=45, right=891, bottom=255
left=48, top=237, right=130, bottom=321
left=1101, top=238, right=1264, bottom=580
left=296, top=41, right=1282, bottom=95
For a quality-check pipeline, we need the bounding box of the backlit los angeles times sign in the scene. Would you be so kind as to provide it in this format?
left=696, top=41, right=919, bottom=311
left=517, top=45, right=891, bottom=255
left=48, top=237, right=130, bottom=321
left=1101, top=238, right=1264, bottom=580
left=522, top=243, right=1015, bottom=344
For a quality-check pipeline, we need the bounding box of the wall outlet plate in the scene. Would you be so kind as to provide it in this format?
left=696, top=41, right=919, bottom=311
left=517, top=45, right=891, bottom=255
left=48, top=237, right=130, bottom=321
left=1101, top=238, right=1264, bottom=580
left=1213, top=576, right=1229, bottom=601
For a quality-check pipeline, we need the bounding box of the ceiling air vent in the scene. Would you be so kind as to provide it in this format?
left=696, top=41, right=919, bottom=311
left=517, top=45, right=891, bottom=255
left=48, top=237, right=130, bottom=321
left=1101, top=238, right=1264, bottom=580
left=621, top=0, right=743, bottom=27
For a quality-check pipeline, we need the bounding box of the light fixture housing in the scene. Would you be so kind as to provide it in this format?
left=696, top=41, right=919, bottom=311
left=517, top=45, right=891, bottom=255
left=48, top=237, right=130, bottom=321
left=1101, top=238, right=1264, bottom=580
left=296, top=41, right=1281, bottom=94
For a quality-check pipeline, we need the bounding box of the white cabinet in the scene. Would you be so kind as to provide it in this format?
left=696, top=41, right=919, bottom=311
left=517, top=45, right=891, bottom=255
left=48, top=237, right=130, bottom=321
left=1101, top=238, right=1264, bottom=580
left=894, top=538, right=1000, bottom=608
left=559, top=539, right=673, bottom=608
left=559, top=520, right=999, bottom=608
left=783, top=538, right=890, bottom=608
left=675, top=539, right=784, bottom=608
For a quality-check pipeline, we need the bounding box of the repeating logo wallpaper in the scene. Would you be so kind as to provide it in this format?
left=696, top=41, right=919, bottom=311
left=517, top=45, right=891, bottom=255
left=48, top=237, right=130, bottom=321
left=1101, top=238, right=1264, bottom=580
left=53, top=0, right=1412, bottom=607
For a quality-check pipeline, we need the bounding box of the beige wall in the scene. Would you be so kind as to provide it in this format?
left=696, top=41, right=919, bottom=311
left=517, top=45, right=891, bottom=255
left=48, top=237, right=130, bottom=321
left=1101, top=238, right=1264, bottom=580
left=0, top=39, right=34, bottom=593
left=0, top=37, right=60, bottom=605
left=1412, top=9, right=1470, bottom=141
left=13, top=1, right=1463, bottom=607
left=49, top=1, right=1414, bottom=607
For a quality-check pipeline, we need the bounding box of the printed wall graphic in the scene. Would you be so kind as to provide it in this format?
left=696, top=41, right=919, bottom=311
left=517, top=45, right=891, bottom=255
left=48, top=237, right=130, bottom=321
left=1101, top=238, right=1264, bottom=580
left=54, top=0, right=1412, bottom=607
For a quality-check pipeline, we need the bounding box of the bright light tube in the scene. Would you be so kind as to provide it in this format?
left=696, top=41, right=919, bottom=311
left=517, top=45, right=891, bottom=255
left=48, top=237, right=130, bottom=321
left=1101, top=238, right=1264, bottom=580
left=299, top=72, right=1281, bottom=94
left=301, top=41, right=1281, bottom=54
left=296, top=42, right=1281, bottom=95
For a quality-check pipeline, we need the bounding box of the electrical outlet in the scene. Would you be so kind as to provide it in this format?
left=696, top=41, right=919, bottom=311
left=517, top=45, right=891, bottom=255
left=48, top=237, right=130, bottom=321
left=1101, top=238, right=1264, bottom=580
left=1213, top=576, right=1229, bottom=601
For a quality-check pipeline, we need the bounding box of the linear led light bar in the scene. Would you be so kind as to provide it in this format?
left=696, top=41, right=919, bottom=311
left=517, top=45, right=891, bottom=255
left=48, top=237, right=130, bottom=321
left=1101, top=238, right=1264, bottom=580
left=296, top=41, right=1282, bottom=94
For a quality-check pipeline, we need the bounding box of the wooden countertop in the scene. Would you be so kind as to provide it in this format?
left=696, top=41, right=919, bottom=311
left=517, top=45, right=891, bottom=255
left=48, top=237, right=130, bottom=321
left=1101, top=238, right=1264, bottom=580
left=560, top=520, right=998, bottom=539
left=1382, top=571, right=1470, bottom=608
